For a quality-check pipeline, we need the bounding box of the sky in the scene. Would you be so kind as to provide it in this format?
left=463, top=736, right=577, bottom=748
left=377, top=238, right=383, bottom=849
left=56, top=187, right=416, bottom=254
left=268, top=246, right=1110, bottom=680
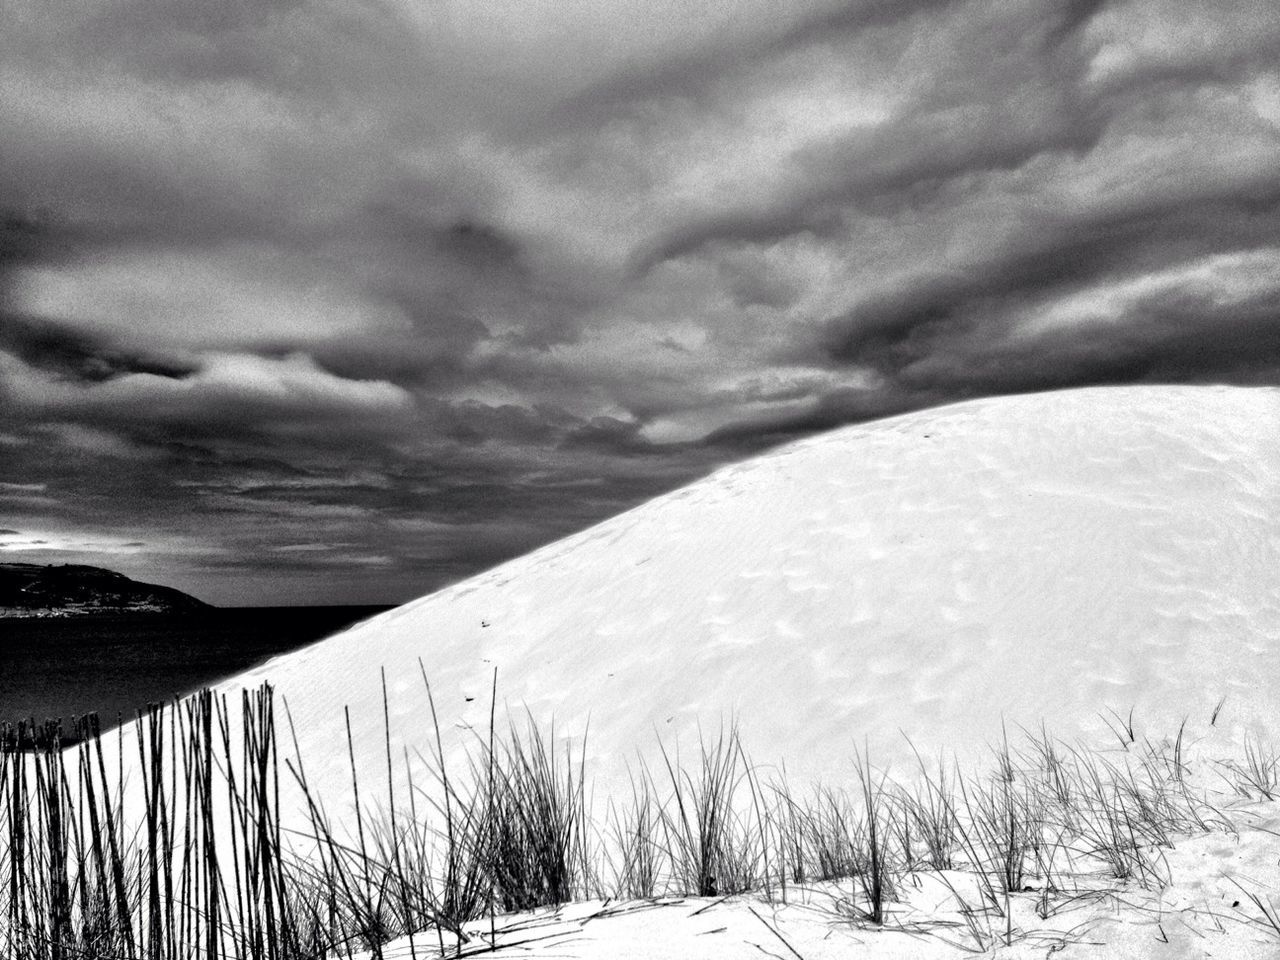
left=1, top=0, right=1278, bottom=606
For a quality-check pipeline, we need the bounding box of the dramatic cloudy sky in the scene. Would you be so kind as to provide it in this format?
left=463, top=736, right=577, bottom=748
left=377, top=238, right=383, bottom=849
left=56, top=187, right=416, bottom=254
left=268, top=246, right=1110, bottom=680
left=1, top=0, right=1278, bottom=605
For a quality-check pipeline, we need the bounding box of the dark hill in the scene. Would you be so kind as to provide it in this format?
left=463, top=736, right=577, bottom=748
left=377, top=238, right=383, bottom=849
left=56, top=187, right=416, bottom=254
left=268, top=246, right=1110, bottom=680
left=0, top=563, right=209, bottom=617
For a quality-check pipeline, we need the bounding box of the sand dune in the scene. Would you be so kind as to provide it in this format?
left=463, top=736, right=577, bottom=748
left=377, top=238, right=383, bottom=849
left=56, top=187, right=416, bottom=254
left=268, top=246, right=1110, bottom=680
left=222, top=383, right=1280, bottom=809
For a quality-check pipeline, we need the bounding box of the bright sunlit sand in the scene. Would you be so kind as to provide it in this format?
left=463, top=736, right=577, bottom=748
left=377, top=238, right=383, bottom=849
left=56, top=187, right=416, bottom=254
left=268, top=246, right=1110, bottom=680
left=228, top=384, right=1280, bottom=802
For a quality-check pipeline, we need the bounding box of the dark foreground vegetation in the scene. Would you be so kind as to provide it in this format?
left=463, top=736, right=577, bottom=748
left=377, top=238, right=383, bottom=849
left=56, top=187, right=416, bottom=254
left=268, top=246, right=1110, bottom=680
left=2, top=672, right=1277, bottom=959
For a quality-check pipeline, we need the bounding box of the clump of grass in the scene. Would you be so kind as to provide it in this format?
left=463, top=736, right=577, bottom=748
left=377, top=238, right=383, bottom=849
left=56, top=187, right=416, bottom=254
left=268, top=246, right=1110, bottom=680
left=767, top=754, right=902, bottom=926
left=1064, top=749, right=1162, bottom=887
left=485, top=713, right=590, bottom=912
left=771, top=783, right=860, bottom=885
left=653, top=724, right=762, bottom=897
left=958, top=760, right=1035, bottom=899
left=1019, top=723, right=1075, bottom=817
left=605, top=771, right=661, bottom=899
left=1232, top=735, right=1280, bottom=801
left=849, top=748, right=895, bottom=925
left=768, top=776, right=811, bottom=886
left=901, top=746, right=960, bottom=871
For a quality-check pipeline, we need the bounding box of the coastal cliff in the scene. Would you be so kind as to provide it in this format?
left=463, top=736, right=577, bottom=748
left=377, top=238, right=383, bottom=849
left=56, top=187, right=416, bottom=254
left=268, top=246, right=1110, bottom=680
left=0, top=562, right=209, bottom=617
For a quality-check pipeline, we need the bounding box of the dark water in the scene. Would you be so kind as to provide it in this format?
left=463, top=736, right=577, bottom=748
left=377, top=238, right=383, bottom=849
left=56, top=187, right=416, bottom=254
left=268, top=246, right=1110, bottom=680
left=0, top=605, right=392, bottom=727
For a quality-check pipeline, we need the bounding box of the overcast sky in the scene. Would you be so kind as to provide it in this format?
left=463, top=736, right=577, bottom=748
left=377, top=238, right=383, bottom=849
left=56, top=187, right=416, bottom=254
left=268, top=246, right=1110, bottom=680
left=2, top=0, right=1278, bottom=605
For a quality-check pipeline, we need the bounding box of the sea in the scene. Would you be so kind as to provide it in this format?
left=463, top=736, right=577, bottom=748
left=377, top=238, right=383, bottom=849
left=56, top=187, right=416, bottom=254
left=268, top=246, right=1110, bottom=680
left=0, top=605, right=392, bottom=729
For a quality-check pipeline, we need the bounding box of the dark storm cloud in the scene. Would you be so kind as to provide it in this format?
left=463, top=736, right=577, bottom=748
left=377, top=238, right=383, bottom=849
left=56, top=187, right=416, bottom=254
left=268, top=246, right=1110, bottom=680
left=907, top=281, right=1280, bottom=393
left=819, top=175, right=1280, bottom=364
left=631, top=0, right=1111, bottom=269
left=635, top=1, right=1280, bottom=271
left=702, top=251, right=1280, bottom=451
left=0, top=316, right=198, bottom=383
left=2, top=0, right=1278, bottom=602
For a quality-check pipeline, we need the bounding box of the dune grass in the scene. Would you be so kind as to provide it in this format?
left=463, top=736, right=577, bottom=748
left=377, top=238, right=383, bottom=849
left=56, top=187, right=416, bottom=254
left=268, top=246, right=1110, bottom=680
left=1, top=681, right=1274, bottom=958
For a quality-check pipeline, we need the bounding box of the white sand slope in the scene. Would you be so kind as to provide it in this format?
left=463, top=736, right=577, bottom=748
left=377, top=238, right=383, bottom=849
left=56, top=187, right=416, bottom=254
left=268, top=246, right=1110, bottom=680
left=228, top=384, right=1280, bottom=806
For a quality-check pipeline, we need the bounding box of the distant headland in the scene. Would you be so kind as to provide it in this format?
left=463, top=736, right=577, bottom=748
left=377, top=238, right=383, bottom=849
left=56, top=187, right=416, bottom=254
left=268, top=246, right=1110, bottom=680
left=0, top=562, right=210, bottom=618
